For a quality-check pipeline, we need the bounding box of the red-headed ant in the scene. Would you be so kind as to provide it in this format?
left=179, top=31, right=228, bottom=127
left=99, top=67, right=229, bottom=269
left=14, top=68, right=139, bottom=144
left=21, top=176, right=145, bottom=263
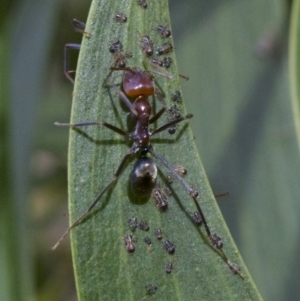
left=53, top=66, right=192, bottom=249
left=53, top=64, right=244, bottom=278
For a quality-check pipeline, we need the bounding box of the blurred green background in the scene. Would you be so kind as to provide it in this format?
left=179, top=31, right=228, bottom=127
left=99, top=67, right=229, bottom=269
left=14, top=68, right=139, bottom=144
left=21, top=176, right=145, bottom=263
left=1, top=0, right=299, bottom=300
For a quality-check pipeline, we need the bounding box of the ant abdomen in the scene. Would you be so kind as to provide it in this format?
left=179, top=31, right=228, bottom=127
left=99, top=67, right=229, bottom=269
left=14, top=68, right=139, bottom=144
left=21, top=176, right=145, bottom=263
left=130, top=157, right=157, bottom=197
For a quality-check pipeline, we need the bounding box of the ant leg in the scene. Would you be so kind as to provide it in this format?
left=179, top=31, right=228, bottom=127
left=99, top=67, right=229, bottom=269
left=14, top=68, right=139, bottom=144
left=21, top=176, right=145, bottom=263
left=118, top=91, right=138, bottom=116
left=54, top=121, right=130, bottom=138
left=215, top=192, right=229, bottom=198
left=72, top=19, right=89, bottom=35
left=52, top=150, right=135, bottom=250
left=149, top=148, right=244, bottom=278
left=64, top=43, right=81, bottom=84
left=151, top=114, right=193, bottom=136
left=149, top=107, right=166, bottom=124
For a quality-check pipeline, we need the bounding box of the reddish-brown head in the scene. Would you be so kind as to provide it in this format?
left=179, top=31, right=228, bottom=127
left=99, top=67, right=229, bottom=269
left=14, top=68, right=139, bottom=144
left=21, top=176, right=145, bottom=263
left=123, top=69, right=155, bottom=98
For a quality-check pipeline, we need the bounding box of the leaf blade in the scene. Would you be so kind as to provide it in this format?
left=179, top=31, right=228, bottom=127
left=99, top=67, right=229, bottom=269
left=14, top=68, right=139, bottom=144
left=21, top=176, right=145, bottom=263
left=66, top=0, right=262, bottom=300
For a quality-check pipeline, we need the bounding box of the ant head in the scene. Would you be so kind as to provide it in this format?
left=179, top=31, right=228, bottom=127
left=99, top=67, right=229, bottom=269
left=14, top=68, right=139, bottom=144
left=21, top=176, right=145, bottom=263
left=123, top=69, right=155, bottom=98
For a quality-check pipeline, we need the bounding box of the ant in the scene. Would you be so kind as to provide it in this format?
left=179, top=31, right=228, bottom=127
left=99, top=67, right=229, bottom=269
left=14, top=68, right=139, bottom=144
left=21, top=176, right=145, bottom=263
left=53, top=66, right=192, bottom=247
left=53, top=65, right=244, bottom=278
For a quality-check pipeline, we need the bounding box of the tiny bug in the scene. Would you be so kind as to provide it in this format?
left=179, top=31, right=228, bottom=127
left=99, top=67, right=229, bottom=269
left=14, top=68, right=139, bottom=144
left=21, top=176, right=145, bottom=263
left=174, top=165, right=187, bottom=177
left=144, top=237, right=152, bottom=245
left=146, top=284, right=157, bottom=294
left=156, top=24, right=172, bottom=38
left=191, top=211, right=203, bottom=226
left=163, top=57, right=173, bottom=68
left=163, top=239, right=175, bottom=254
left=211, top=233, right=223, bottom=249
left=139, top=221, right=150, bottom=231
left=140, top=35, right=154, bottom=57
left=166, top=105, right=182, bottom=135
left=124, top=234, right=136, bottom=253
left=165, top=262, right=173, bottom=274
left=157, top=43, right=173, bottom=55
left=172, top=90, right=181, bottom=102
left=109, top=40, right=123, bottom=54
left=151, top=57, right=164, bottom=67
left=137, top=0, right=147, bottom=9
left=166, top=175, right=173, bottom=184
left=111, top=51, right=132, bottom=69
left=152, top=187, right=168, bottom=211
left=114, top=12, right=127, bottom=23
left=128, top=217, right=138, bottom=230
left=155, top=229, right=163, bottom=240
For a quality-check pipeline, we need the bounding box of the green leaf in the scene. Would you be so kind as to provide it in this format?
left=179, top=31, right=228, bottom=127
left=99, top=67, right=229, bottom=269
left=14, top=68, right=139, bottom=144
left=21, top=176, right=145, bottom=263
left=290, top=0, right=300, bottom=150
left=61, top=0, right=262, bottom=300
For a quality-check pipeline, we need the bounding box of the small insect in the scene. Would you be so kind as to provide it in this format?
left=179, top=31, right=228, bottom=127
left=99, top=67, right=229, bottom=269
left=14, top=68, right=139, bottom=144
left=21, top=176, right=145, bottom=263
left=156, top=24, right=172, bottom=38
left=155, top=228, right=163, bottom=240
left=166, top=105, right=182, bottom=135
left=109, top=40, right=123, bottom=54
left=139, top=221, right=150, bottom=231
left=167, top=105, right=181, bottom=120
left=128, top=217, right=138, bottom=230
left=157, top=43, right=173, bottom=55
left=111, top=51, right=132, bottom=68
left=174, top=165, right=187, bottom=177
left=166, top=175, right=173, bottom=184
left=167, top=126, right=175, bottom=135
left=124, top=234, right=136, bottom=253
left=151, top=57, right=164, bottom=67
left=144, top=237, right=152, bottom=245
left=172, top=90, right=181, bottom=102
left=163, top=57, right=172, bottom=68
left=211, top=233, right=223, bottom=249
left=140, top=35, right=154, bottom=57
left=191, top=211, right=203, bottom=226
left=163, top=239, right=175, bottom=254
left=152, top=187, right=168, bottom=211
left=146, top=284, right=157, bottom=294
left=165, top=262, right=173, bottom=274
left=114, top=12, right=127, bottom=23
left=137, top=0, right=147, bottom=9
left=166, top=165, right=187, bottom=186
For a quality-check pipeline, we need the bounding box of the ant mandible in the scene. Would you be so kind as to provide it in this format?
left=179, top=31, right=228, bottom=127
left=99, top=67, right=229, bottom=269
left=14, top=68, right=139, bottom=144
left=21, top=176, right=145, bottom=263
left=54, top=64, right=243, bottom=278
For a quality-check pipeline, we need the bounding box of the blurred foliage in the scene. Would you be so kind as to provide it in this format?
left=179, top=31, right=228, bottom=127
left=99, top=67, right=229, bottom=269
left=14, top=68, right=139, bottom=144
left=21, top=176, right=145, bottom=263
left=1, top=0, right=299, bottom=300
